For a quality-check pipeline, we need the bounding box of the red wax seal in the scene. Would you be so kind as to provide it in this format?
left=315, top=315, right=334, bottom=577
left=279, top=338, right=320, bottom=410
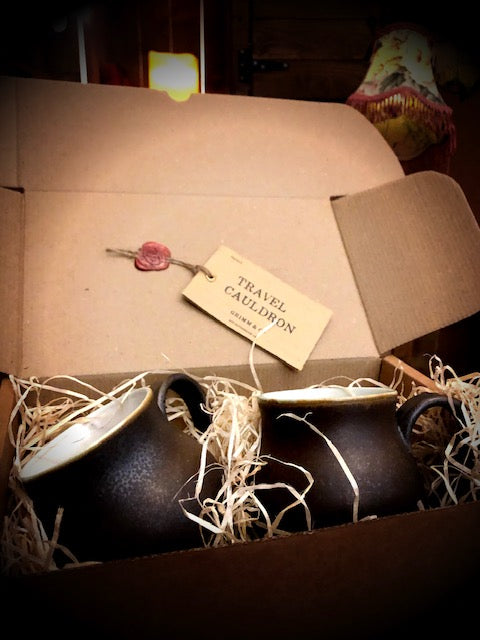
left=135, top=242, right=171, bottom=271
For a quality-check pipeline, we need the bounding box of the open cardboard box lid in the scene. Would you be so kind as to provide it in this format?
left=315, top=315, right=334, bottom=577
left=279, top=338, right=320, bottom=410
left=0, top=75, right=403, bottom=195
left=1, top=78, right=480, bottom=638
left=1, top=77, right=478, bottom=383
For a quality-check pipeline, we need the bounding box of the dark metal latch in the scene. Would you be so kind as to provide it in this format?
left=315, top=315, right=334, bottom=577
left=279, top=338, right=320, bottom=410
left=238, top=47, right=289, bottom=83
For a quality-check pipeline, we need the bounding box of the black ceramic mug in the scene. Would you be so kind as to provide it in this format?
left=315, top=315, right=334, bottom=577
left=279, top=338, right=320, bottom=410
left=20, top=373, right=220, bottom=563
left=254, top=386, right=460, bottom=532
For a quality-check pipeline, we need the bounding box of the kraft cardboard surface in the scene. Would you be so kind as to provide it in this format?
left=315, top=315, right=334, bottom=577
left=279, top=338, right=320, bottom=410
left=0, top=77, right=410, bottom=379
left=0, top=76, right=404, bottom=195
left=2, top=500, right=479, bottom=639
left=333, top=171, right=480, bottom=353
left=0, top=190, right=377, bottom=377
left=1, top=172, right=479, bottom=379
left=0, top=188, right=23, bottom=374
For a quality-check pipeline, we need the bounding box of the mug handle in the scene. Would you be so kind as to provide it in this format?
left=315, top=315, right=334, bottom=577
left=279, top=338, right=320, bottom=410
left=157, top=373, right=211, bottom=433
left=396, top=392, right=462, bottom=443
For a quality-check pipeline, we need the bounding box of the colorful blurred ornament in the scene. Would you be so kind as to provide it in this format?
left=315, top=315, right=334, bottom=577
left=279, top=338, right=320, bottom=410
left=347, top=24, right=456, bottom=173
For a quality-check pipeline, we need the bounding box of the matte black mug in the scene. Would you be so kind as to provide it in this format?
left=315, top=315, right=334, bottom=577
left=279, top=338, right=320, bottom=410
left=254, top=386, right=459, bottom=532
left=20, top=373, right=220, bottom=563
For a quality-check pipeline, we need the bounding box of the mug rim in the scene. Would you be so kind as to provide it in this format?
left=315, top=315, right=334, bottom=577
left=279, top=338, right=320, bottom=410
left=19, top=386, right=153, bottom=482
left=258, top=385, right=397, bottom=404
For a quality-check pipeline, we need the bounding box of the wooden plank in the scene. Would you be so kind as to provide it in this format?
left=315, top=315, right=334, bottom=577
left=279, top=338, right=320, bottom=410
left=202, top=0, right=236, bottom=94
left=253, top=0, right=382, bottom=21
left=252, top=59, right=368, bottom=102
left=253, top=18, right=373, bottom=60
left=230, top=0, right=252, bottom=94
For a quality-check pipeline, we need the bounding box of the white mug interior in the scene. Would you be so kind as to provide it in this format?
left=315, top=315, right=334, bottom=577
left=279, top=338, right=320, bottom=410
left=19, top=386, right=153, bottom=482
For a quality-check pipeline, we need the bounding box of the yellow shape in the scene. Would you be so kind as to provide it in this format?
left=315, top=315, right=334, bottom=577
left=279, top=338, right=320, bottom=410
left=148, top=52, right=199, bottom=102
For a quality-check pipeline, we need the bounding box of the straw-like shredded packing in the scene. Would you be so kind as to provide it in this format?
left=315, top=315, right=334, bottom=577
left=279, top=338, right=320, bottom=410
left=1, top=355, right=477, bottom=575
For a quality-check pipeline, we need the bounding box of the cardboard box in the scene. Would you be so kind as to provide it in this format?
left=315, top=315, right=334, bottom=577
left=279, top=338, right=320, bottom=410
left=1, top=77, right=479, bottom=638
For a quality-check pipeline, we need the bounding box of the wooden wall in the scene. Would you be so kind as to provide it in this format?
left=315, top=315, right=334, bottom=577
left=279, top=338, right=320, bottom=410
left=0, top=1, right=232, bottom=93
left=231, top=1, right=380, bottom=101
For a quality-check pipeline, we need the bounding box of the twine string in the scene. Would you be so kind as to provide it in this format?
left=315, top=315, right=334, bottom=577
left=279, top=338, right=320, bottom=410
left=106, top=248, right=137, bottom=259
left=105, top=248, right=215, bottom=280
left=167, top=257, right=215, bottom=279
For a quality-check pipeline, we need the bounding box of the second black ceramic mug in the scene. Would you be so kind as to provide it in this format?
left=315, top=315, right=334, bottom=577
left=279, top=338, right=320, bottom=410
left=253, top=386, right=460, bottom=532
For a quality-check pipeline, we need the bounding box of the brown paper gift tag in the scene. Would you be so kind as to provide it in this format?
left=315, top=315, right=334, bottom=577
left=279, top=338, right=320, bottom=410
left=182, top=245, right=332, bottom=370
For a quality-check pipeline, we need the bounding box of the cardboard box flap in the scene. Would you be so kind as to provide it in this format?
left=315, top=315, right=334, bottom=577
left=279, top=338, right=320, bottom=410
left=0, top=188, right=23, bottom=373
left=1, top=76, right=403, bottom=195
left=332, top=171, right=480, bottom=354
